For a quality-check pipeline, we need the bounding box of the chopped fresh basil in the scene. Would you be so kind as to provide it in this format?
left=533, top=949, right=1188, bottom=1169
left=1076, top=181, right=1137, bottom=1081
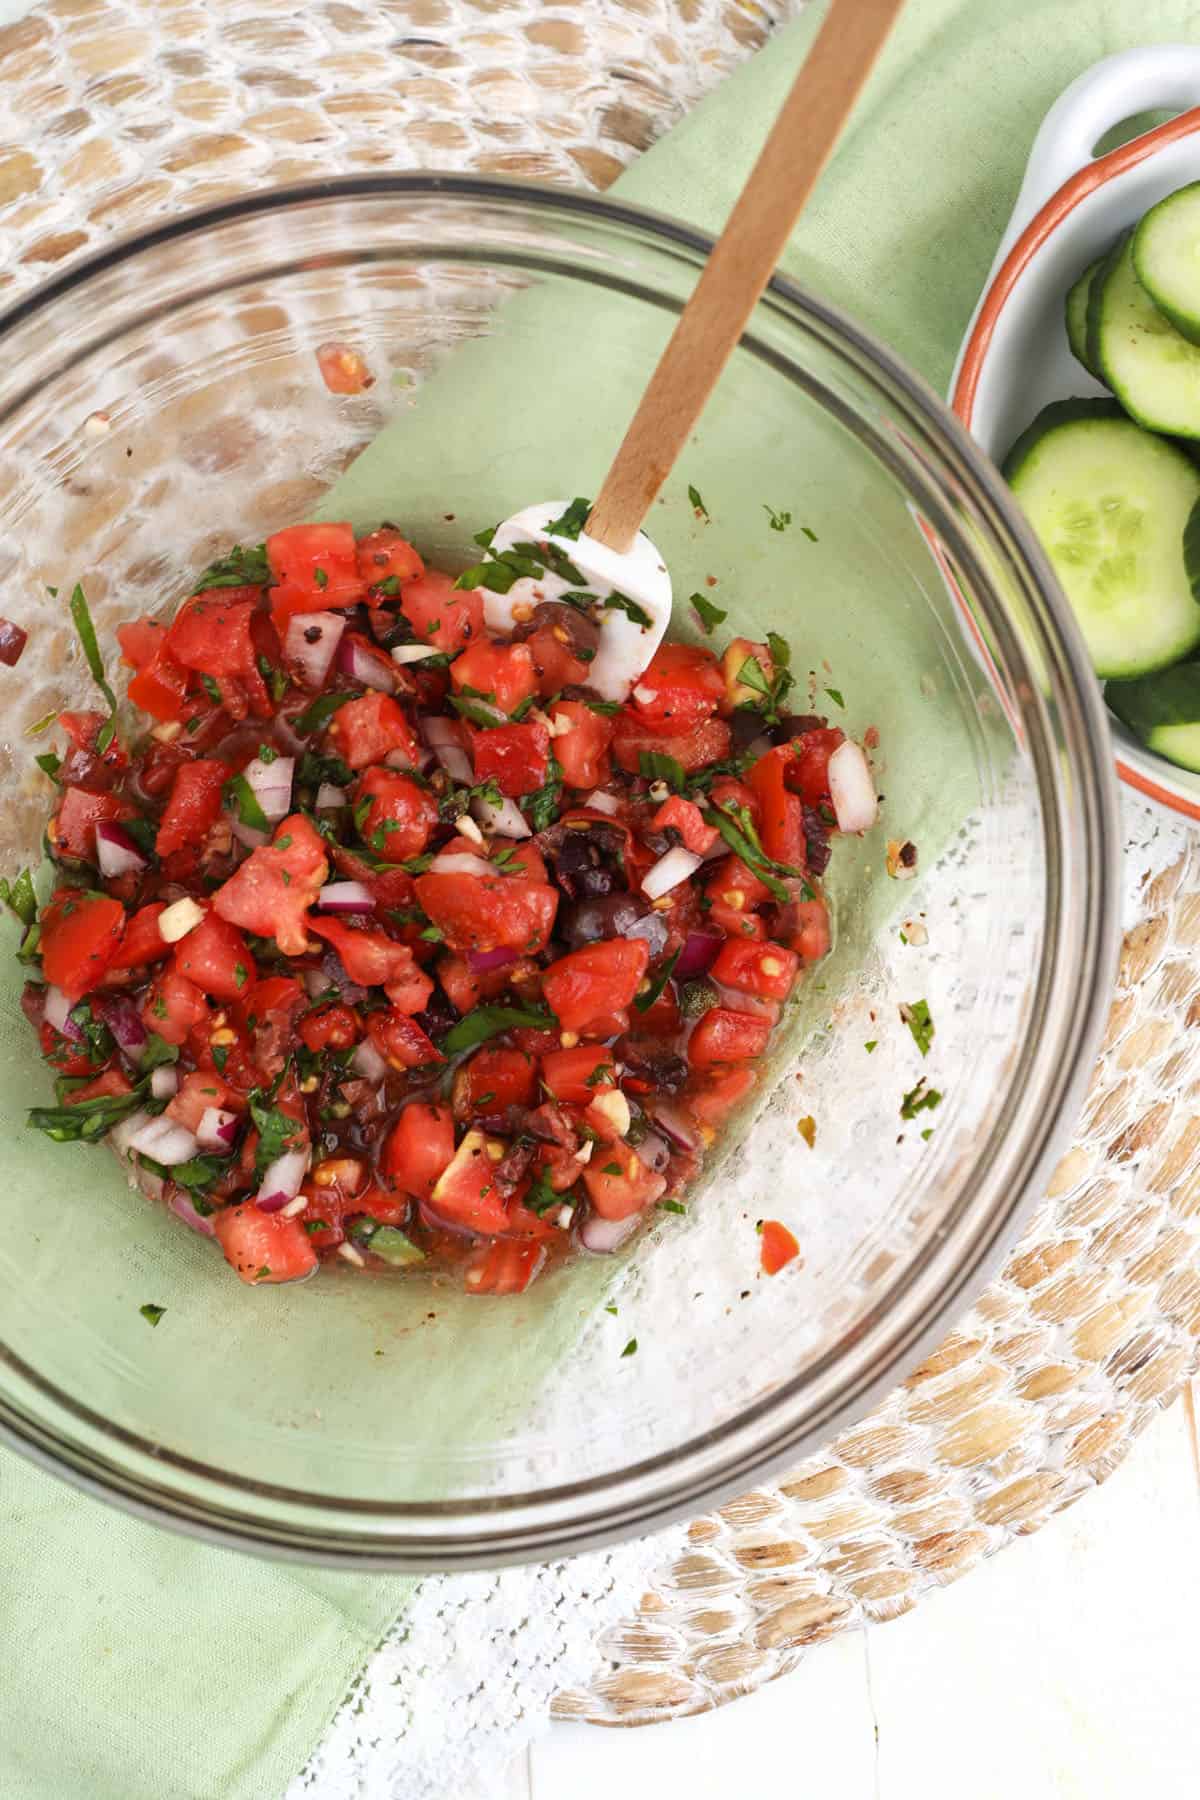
left=621, top=1337, right=638, bottom=1357
left=690, top=591, right=726, bottom=634
left=604, top=1302, right=618, bottom=1316
left=222, top=772, right=270, bottom=834
left=440, top=1004, right=556, bottom=1057
left=67, top=1000, right=115, bottom=1065
left=634, top=945, right=681, bottom=1014
left=313, top=565, right=328, bottom=590
left=436, top=776, right=504, bottom=824
left=34, top=752, right=61, bottom=780
left=195, top=542, right=270, bottom=591
left=801, top=525, right=819, bottom=543
left=687, top=483, right=709, bottom=520
left=638, top=750, right=687, bottom=792
left=703, top=801, right=811, bottom=904
left=602, top=590, right=653, bottom=629
left=67, top=584, right=119, bottom=744
left=900, top=1078, right=942, bottom=1120
left=0, top=867, right=37, bottom=928
left=211, top=1044, right=229, bottom=1075
left=294, top=690, right=357, bottom=735
left=764, top=505, right=792, bottom=532
left=29, top=1082, right=148, bottom=1142
left=248, top=1091, right=302, bottom=1174
left=582, top=698, right=620, bottom=716
left=864, top=1039, right=878, bottom=1054
left=824, top=687, right=845, bottom=710
left=450, top=694, right=508, bottom=729
left=546, top=496, right=591, bottom=540
left=26, top=709, right=59, bottom=737
left=767, top=631, right=792, bottom=671
left=139, top=1303, right=166, bottom=1327
left=659, top=1199, right=687, bottom=1215
left=520, top=755, right=563, bottom=833
left=170, top=1153, right=234, bottom=1193
left=524, top=1168, right=565, bottom=1217
left=900, top=999, right=934, bottom=1058
left=140, top=1034, right=179, bottom=1072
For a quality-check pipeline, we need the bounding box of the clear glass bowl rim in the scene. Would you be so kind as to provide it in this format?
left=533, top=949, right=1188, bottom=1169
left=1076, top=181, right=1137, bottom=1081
left=0, top=173, right=1122, bottom=1570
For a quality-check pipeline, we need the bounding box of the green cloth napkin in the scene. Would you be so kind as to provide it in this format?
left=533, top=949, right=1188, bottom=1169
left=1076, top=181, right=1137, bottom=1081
left=4, top=3, right=1196, bottom=1796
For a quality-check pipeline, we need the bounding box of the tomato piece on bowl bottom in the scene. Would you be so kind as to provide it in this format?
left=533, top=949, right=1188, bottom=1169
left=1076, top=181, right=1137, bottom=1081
left=172, top=912, right=254, bottom=1004
left=381, top=1102, right=455, bottom=1201
left=688, top=1007, right=773, bottom=1068
left=214, top=1204, right=318, bottom=1286
left=582, top=1146, right=667, bottom=1221
left=540, top=1044, right=616, bottom=1105
left=465, top=1239, right=545, bottom=1295
left=760, top=1219, right=800, bottom=1275
left=430, top=1129, right=511, bottom=1234
left=40, top=891, right=125, bottom=1002
left=155, top=759, right=227, bottom=859
left=709, top=938, right=799, bottom=1002
left=453, top=1045, right=538, bottom=1120
left=541, top=938, right=649, bottom=1034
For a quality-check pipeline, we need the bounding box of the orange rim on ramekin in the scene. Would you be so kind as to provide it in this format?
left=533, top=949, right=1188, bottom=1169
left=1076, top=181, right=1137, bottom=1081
left=952, top=105, right=1200, bottom=823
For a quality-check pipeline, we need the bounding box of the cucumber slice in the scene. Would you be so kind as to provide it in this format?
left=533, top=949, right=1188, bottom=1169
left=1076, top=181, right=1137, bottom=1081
left=1065, top=256, right=1104, bottom=377
left=1003, top=398, right=1200, bottom=678
left=1088, top=234, right=1200, bottom=438
left=1107, top=662, right=1200, bottom=770
left=1132, top=181, right=1200, bottom=346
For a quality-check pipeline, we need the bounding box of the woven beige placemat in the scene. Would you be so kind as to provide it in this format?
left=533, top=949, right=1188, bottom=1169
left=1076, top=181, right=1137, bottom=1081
left=2, top=0, right=1198, bottom=1732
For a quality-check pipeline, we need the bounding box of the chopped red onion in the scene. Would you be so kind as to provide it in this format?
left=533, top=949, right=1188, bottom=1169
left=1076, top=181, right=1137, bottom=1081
left=583, top=789, right=620, bottom=816
left=579, top=1212, right=641, bottom=1254
left=636, top=1129, right=672, bottom=1174
left=100, top=995, right=148, bottom=1062
left=471, top=792, right=530, bottom=839
left=303, top=966, right=332, bottom=1000
left=337, top=633, right=396, bottom=693
left=244, top=753, right=294, bottom=824
left=420, top=714, right=474, bottom=784
left=150, top=1066, right=179, bottom=1100
left=170, top=1190, right=216, bottom=1237
left=123, top=1115, right=201, bottom=1165
left=647, top=1099, right=701, bottom=1152
left=675, top=930, right=721, bottom=980
left=231, top=819, right=269, bottom=851
left=641, top=845, right=702, bottom=900
left=321, top=950, right=366, bottom=1004
left=828, top=739, right=878, bottom=833
left=196, top=1106, right=240, bottom=1152
left=351, top=1037, right=388, bottom=1084
left=284, top=611, right=346, bottom=690
left=468, top=945, right=518, bottom=975
left=316, top=783, right=347, bottom=809
left=110, top=1110, right=153, bottom=1156
left=317, top=880, right=376, bottom=914
left=746, top=735, right=774, bottom=762
left=255, top=1146, right=309, bottom=1211
left=711, top=980, right=778, bottom=1020
left=43, top=983, right=79, bottom=1039
left=95, top=820, right=149, bottom=879
left=429, top=851, right=493, bottom=878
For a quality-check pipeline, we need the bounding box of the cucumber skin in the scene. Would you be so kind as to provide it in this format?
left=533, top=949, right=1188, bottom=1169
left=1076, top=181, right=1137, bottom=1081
left=1084, top=233, right=1129, bottom=379
left=1107, top=661, right=1200, bottom=771
left=1132, top=182, right=1200, bottom=347
left=1065, top=258, right=1104, bottom=379
left=1088, top=234, right=1200, bottom=440
left=1001, top=396, right=1126, bottom=484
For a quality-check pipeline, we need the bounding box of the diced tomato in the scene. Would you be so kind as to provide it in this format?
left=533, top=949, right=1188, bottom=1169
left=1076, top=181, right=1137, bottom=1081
left=119, top=618, right=193, bottom=723
left=57, top=710, right=127, bottom=775
left=353, top=767, right=437, bottom=862
left=496, top=840, right=548, bottom=884
left=307, top=916, right=433, bottom=1011
left=353, top=1182, right=410, bottom=1227
left=398, top=568, right=484, bottom=655
left=381, top=1101, right=456, bottom=1201
left=172, top=911, right=255, bottom=1003
left=167, top=1069, right=240, bottom=1132
left=542, top=938, right=650, bottom=1034
left=39, top=1019, right=102, bottom=1076
left=629, top=643, right=724, bottom=736
left=236, top=973, right=304, bottom=1037
left=366, top=1008, right=443, bottom=1070
left=40, top=890, right=124, bottom=1001
left=452, top=1045, right=537, bottom=1119
left=266, top=522, right=365, bottom=625
left=117, top=617, right=168, bottom=670
left=65, top=1068, right=133, bottom=1105
left=326, top=691, right=421, bottom=772
left=612, top=712, right=731, bottom=776
left=329, top=843, right=416, bottom=915
left=582, top=1145, right=666, bottom=1220
left=296, top=1182, right=346, bottom=1252
left=141, top=967, right=209, bottom=1046
left=469, top=721, right=550, bottom=797
left=298, top=1001, right=361, bottom=1052
left=99, top=904, right=166, bottom=975
left=747, top=745, right=806, bottom=867
left=689, top=1065, right=757, bottom=1127
left=778, top=893, right=831, bottom=963
left=214, top=1203, right=318, bottom=1286
left=155, top=759, right=227, bottom=858
left=356, top=527, right=425, bottom=590
left=721, top=637, right=775, bottom=710
left=449, top=639, right=538, bottom=715
left=429, top=1128, right=510, bottom=1233
left=787, top=727, right=845, bottom=806
left=437, top=953, right=483, bottom=1015
left=688, top=1006, right=772, bottom=1068
left=650, top=794, right=718, bottom=855
left=464, top=1239, right=545, bottom=1295
left=211, top=813, right=328, bottom=956
left=550, top=701, right=612, bottom=789
left=705, top=856, right=772, bottom=914
left=525, top=619, right=592, bottom=696
left=708, top=776, right=760, bottom=822
left=710, top=938, right=799, bottom=1001
left=414, top=872, right=558, bottom=956
left=633, top=983, right=682, bottom=1038
left=760, top=1218, right=800, bottom=1275
left=51, top=787, right=133, bottom=864
left=540, top=1044, right=616, bottom=1105
left=165, top=589, right=272, bottom=718
left=509, top=1025, right=562, bottom=1058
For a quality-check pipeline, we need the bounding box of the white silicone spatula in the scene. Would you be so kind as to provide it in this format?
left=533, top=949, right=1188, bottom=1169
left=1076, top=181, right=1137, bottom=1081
left=479, top=0, right=906, bottom=699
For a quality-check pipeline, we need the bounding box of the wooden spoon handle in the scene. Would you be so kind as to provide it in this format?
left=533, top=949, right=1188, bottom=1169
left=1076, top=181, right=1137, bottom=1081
left=586, top=0, right=905, bottom=554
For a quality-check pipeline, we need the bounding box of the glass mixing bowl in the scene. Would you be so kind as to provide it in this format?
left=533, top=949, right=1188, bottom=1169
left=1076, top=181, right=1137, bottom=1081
left=0, top=178, right=1119, bottom=1569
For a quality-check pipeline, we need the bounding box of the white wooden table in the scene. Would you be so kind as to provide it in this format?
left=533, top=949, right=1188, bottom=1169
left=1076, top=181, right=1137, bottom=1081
left=511, top=1392, right=1200, bottom=1798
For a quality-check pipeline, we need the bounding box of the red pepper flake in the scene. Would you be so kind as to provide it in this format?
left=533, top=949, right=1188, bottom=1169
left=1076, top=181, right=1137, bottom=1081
left=316, top=341, right=375, bottom=395
left=760, top=1219, right=800, bottom=1275
left=0, top=618, right=27, bottom=666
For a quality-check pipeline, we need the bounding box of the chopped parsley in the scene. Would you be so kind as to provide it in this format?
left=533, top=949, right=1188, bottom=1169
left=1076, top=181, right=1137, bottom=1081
left=68, top=583, right=119, bottom=745
left=900, top=999, right=934, bottom=1058
left=602, top=590, right=653, bottom=629
left=704, top=801, right=811, bottom=904
left=638, top=750, right=687, bottom=792
left=824, top=687, right=845, bottom=710
left=0, top=867, right=37, bottom=929
left=546, top=496, right=590, bottom=540
left=687, top=483, right=709, bottom=519
left=659, top=1199, right=687, bottom=1215
left=440, top=1004, right=555, bottom=1057
left=222, top=772, right=270, bottom=835
left=801, top=525, right=819, bottom=543
left=764, top=505, right=792, bottom=532
left=634, top=945, right=681, bottom=1014
left=295, top=690, right=357, bottom=735
left=248, top=1091, right=303, bottom=1175
left=194, top=542, right=270, bottom=591
left=621, top=1337, right=638, bottom=1357
left=139, top=1303, right=166, bottom=1328
left=690, top=591, right=727, bottom=634
left=900, top=1078, right=942, bottom=1121
left=520, top=755, right=563, bottom=834
left=864, top=1039, right=878, bottom=1054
